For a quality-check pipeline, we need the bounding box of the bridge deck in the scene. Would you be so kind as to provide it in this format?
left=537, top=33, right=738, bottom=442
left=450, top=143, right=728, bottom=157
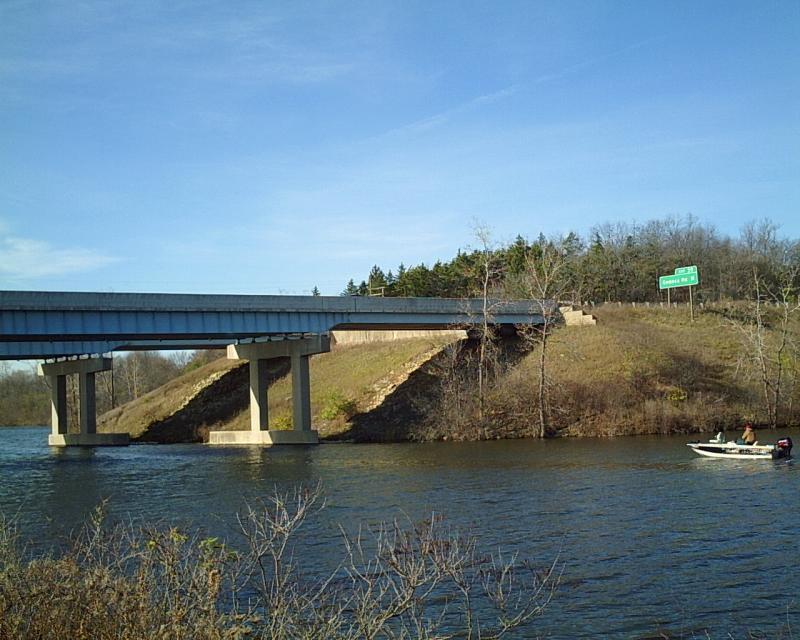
left=0, top=291, right=547, bottom=359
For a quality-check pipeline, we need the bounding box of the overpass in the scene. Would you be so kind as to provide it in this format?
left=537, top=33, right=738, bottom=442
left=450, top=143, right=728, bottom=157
left=1, top=290, right=548, bottom=448
left=0, top=291, right=546, bottom=359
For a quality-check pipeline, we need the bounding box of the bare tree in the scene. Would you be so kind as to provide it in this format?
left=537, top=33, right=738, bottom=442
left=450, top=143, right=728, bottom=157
left=472, top=223, right=499, bottom=420
left=518, top=239, right=569, bottom=438
left=470, top=222, right=507, bottom=424
left=731, top=263, right=800, bottom=429
left=122, top=352, right=142, bottom=400
left=67, top=373, right=80, bottom=432
left=97, top=368, right=115, bottom=413
left=341, top=513, right=560, bottom=640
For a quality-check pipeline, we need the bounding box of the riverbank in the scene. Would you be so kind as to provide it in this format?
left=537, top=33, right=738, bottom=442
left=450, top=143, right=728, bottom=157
left=91, top=304, right=800, bottom=443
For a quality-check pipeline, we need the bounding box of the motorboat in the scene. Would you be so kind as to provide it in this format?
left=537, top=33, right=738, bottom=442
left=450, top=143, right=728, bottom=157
left=687, top=434, right=793, bottom=460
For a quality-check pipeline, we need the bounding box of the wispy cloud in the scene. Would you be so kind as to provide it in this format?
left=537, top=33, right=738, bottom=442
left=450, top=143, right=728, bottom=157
left=0, top=235, right=119, bottom=281
left=371, top=84, right=521, bottom=141
left=370, top=36, right=661, bottom=142
left=0, top=2, right=357, bottom=92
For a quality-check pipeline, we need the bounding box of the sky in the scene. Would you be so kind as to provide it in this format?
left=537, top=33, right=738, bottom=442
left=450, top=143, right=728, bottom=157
left=1, top=0, right=798, bottom=295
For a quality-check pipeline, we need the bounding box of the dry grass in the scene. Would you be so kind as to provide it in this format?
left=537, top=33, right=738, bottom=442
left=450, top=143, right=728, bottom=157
left=488, top=304, right=799, bottom=438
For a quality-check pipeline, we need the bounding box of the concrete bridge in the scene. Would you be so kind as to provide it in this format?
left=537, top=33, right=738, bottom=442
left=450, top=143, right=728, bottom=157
left=1, top=290, right=547, bottom=448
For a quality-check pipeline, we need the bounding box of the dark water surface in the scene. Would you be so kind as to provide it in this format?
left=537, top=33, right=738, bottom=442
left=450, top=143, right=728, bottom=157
left=1, top=426, right=798, bottom=639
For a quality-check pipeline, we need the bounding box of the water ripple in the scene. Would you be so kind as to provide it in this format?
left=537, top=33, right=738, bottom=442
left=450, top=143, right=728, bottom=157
left=1, top=427, right=799, bottom=638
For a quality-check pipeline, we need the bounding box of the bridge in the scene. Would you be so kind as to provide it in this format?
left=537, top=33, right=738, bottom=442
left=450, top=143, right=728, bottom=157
left=1, top=290, right=547, bottom=448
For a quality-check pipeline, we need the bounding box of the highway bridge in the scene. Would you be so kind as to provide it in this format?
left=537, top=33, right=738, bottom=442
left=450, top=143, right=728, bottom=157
left=0, top=290, right=546, bottom=359
left=0, top=290, right=548, bottom=447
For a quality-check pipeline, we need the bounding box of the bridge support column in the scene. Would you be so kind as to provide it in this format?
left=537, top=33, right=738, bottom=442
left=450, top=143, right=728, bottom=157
left=79, top=370, right=97, bottom=435
left=49, top=374, right=67, bottom=436
left=248, top=359, right=271, bottom=432
left=38, top=357, right=129, bottom=447
left=291, top=352, right=312, bottom=432
left=209, top=336, right=330, bottom=445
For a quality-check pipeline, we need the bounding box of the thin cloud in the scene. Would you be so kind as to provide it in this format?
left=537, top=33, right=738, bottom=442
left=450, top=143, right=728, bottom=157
left=1, top=3, right=356, bottom=90
left=372, top=84, right=521, bottom=141
left=371, top=36, right=661, bottom=142
left=0, top=236, right=119, bottom=281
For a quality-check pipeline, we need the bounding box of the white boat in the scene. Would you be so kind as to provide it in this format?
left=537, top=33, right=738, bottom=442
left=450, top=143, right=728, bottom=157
left=687, top=435, right=793, bottom=460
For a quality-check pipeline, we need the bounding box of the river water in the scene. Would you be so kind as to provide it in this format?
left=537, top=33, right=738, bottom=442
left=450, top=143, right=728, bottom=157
left=1, top=426, right=798, bottom=639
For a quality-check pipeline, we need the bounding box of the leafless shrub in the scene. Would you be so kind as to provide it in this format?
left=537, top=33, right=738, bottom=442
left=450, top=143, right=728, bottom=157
left=725, top=265, right=800, bottom=428
left=339, top=513, right=560, bottom=640
left=415, top=340, right=483, bottom=441
left=0, top=486, right=559, bottom=640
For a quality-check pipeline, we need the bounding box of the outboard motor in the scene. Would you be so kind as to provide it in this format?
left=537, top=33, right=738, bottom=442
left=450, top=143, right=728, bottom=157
left=776, top=437, right=793, bottom=459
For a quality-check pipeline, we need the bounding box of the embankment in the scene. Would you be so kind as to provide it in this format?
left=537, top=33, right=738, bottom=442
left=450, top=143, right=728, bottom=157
left=99, top=336, right=458, bottom=442
left=483, top=304, right=798, bottom=438
left=99, top=305, right=800, bottom=443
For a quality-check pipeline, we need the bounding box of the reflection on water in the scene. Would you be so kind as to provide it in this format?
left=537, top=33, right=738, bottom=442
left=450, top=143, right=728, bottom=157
left=1, top=426, right=798, bottom=639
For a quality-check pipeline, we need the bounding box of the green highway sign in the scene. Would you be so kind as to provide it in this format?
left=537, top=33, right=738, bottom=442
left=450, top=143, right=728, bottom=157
left=659, top=264, right=700, bottom=290
left=661, top=264, right=700, bottom=321
left=659, top=272, right=699, bottom=289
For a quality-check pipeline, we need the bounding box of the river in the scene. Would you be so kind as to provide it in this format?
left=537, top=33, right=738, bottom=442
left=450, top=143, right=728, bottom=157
left=1, top=426, right=798, bottom=639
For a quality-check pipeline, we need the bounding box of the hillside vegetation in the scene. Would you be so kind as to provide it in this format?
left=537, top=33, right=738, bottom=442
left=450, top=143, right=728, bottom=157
left=483, top=305, right=787, bottom=439
left=97, top=305, right=800, bottom=444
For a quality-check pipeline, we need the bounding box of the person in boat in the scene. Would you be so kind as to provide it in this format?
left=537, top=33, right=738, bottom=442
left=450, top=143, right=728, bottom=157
left=738, top=423, right=757, bottom=445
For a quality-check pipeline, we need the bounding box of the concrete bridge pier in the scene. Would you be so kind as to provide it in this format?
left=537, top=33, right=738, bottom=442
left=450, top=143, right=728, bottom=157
left=209, top=335, right=331, bottom=445
left=38, top=357, right=129, bottom=446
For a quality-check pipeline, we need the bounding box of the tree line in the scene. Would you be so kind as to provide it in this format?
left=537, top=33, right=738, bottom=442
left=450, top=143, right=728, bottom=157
left=341, top=216, right=800, bottom=304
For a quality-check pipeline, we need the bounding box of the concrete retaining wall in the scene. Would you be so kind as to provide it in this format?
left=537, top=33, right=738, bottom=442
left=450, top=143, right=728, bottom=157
left=331, top=329, right=466, bottom=346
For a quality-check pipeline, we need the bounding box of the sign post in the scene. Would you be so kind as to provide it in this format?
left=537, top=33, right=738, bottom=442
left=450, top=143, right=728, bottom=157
left=659, top=265, right=699, bottom=321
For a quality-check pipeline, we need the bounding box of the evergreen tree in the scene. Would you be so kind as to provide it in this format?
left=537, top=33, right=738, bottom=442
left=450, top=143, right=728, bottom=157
left=368, top=265, right=387, bottom=293
left=311, top=286, right=321, bottom=297
left=505, top=235, right=530, bottom=276
left=341, top=279, right=359, bottom=296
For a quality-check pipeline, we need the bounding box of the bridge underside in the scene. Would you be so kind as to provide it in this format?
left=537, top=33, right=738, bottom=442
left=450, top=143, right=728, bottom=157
left=0, top=323, right=529, bottom=360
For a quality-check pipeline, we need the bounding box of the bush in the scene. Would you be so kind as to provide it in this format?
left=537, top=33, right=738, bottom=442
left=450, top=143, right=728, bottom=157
left=666, top=387, right=688, bottom=402
left=0, top=488, right=559, bottom=640
left=270, top=414, right=292, bottom=430
left=319, top=392, right=358, bottom=421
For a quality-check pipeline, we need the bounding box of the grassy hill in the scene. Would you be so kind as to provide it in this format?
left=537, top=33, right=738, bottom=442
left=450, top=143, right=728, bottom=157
left=99, top=305, right=800, bottom=443
left=484, top=304, right=798, bottom=439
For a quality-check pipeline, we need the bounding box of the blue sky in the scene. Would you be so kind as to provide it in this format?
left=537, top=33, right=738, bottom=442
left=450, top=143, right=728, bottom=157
left=1, top=0, right=798, bottom=295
